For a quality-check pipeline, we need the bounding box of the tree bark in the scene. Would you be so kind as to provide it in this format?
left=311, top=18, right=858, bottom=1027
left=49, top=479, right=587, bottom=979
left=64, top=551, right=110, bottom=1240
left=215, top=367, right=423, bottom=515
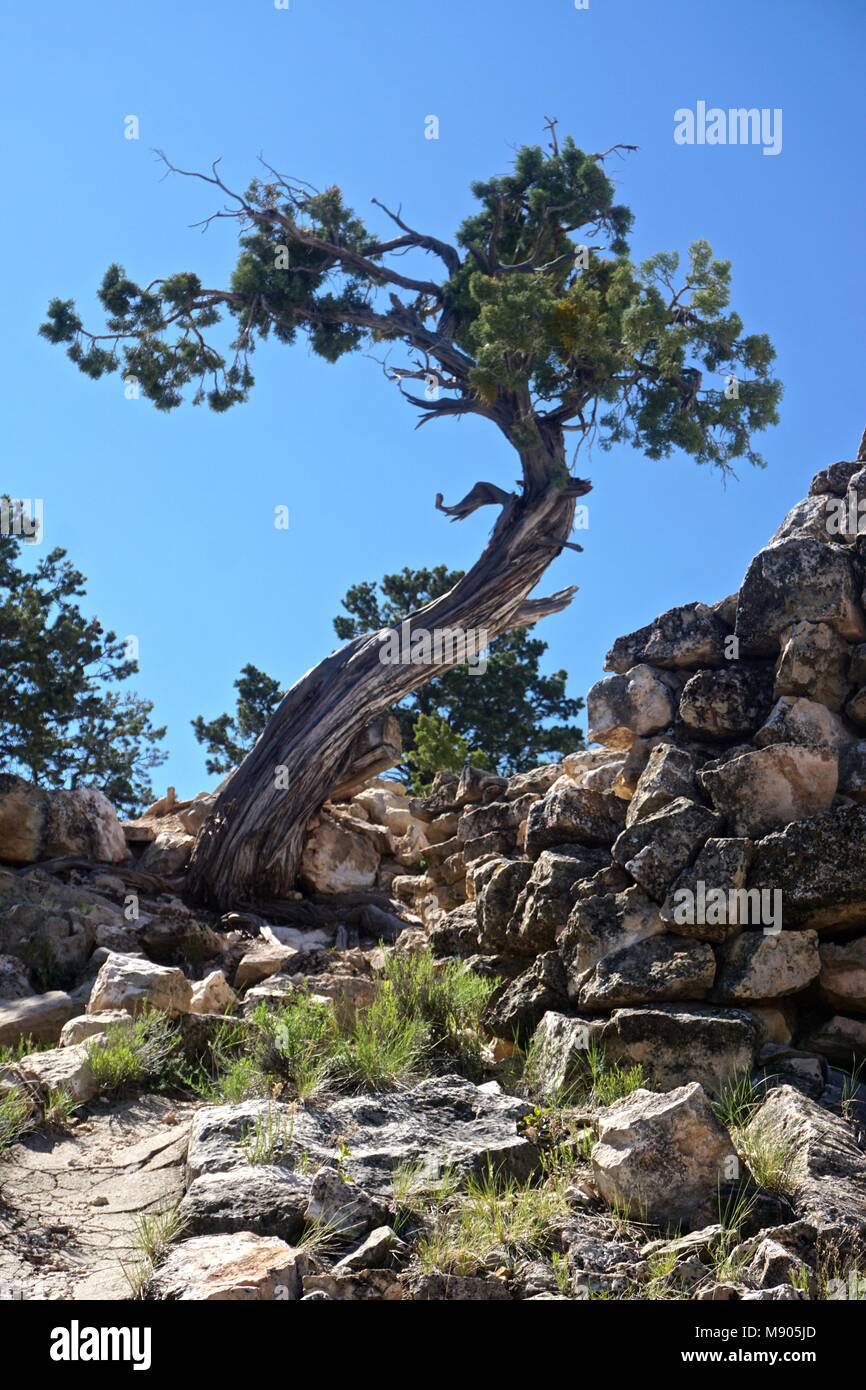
left=187, top=442, right=586, bottom=911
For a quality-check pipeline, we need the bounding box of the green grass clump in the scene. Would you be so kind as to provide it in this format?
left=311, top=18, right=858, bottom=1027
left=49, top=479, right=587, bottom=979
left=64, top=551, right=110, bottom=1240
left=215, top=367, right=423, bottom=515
left=0, top=1087, right=36, bottom=1153
left=87, top=1012, right=181, bottom=1094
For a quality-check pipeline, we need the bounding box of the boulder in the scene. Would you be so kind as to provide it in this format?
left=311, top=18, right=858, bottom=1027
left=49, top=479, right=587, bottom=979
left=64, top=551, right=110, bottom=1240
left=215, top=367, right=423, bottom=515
left=742, top=1086, right=866, bottom=1232
left=594, top=1005, right=757, bottom=1096
left=190, top=970, right=238, bottom=1015
left=0, top=775, right=127, bottom=865
left=587, top=665, right=676, bottom=749
left=506, top=845, right=609, bottom=954
left=17, top=1037, right=105, bottom=1104
left=611, top=797, right=722, bottom=901
left=60, top=1010, right=132, bottom=1046
left=714, top=930, right=820, bottom=1002
left=754, top=697, right=850, bottom=752
left=802, top=1015, right=866, bottom=1065
left=661, top=837, right=754, bottom=942
left=591, top=1082, right=739, bottom=1229
left=774, top=621, right=851, bottom=712
left=187, top=1077, right=538, bottom=1192
left=474, top=858, right=533, bottom=952
left=87, top=951, right=193, bottom=1016
left=304, top=1165, right=390, bottom=1240
left=0, top=989, right=81, bottom=1047
left=149, top=1232, right=307, bottom=1301
left=748, top=806, right=866, bottom=929
left=138, top=830, right=195, bottom=876
left=678, top=664, right=774, bottom=741
left=561, top=885, right=665, bottom=988
left=234, top=942, right=298, bottom=991
left=839, top=742, right=866, bottom=802
left=484, top=952, right=569, bottom=1043
left=525, top=779, right=626, bottom=854
left=604, top=603, right=729, bottom=674
left=625, top=743, right=698, bottom=827
left=818, top=937, right=866, bottom=1014
left=332, top=1226, right=405, bottom=1273
left=735, top=539, right=865, bottom=654
left=575, top=935, right=716, bottom=1011
left=699, top=744, right=838, bottom=837
left=526, top=1010, right=593, bottom=1096
left=298, top=815, right=381, bottom=894
left=179, top=1166, right=310, bottom=1242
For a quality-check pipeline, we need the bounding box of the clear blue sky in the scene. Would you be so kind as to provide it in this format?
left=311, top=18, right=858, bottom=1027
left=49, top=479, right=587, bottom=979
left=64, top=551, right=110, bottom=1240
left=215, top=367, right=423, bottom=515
left=3, top=0, right=864, bottom=799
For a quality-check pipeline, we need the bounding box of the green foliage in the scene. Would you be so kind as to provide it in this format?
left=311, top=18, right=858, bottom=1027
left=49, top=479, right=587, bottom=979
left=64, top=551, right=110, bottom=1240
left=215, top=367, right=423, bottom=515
left=191, top=662, right=283, bottom=775
left=0, top=521, right=166, bottom=815
left=87, top=1012, right=181, bottom=1093
left=42, top=135, right=780, bottom=476
left=0, top=1087, right=35, bottom=1154
left=406, top=713, right=487, bottom=794
left=334, top=565, right=585, bottom=780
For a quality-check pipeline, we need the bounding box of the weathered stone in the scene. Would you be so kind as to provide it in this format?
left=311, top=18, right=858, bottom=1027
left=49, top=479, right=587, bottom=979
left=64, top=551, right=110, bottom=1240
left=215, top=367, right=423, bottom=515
left=187, top=1076, right=538, bottom=1193
left=625, top=743, right=698, bottom=827
left=234, top=941, right=297, bottom=991
left=484, top=952, right=569, bottom=1043
left=526, top=1010, right=593, bottom=1095
left=298, top=815, right=381, bottom=894
left=604, top=603, right=729, bottom=674
left=612, top=798, right=722, bottom=901
left=714, top=930, right=820, bottom=1002
left=87, top=951, right=193, bottom=1016
left=332, top=1225, right=406, bottom=1273
left=0, top=954, right=32, bottom=1000
left=304, top=1165, right=390, bottom=1240
left=17, top=1037, right=105, bottom=1103
left=506, top=845, right=609, bottom=954
left=839, top=741, right=866, bottom=802
left=595, top=1005, right=757, bottom=1096
left=587, top=665, right=676, bottom=750
left=458, top=797, right=532, bottom=843
left=149, top=1232, right=306, bottom=1300
left=699, top=744, right=838, bottom=837
left=735, top=539, right=865, bottom=654
left=768, top=493, right=837, bottom=544
left=303, top=1269, right=402, bottom=1300
left=818, top=937, right=866, bottom=1014
left=0, top=775, right=128, bottom=866
left=190, top=970, right=237, bottom=1015
left=474, top=857, right=532, bottom=951
left=678, top=664, right=774, bottom=741
left=60, top=1010, right=132, bottom=1046
left=0, top=990, right=81, bottom=1048
left=774, top=621, right=851, bottom=711
left=576, top=934, right=715, bottom=1011
left=808, top=459, right=862, bottom=497
left=525, top=778, right=625, bottom=854
left=138, top=830, right=195, bottom=876
left=749, top=805, right=866, bottom=929
left=661, top=838, right=754, bottom=942
left=846, top=686, right=866, bottom=727
left=755, top=697, right=850, bottom=755
left=592, top=1083, right=738, bottom=1229
left=561, top=885, right=665, bottom=989
left=743, top=1086, right=866, bottom=1232
left=802, top=1014, right=866, bottom=1065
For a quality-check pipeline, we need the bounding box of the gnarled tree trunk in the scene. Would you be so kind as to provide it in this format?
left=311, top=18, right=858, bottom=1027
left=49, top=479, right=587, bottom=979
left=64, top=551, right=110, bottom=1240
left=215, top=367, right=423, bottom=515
left=187, top=440, right=586, bottom=911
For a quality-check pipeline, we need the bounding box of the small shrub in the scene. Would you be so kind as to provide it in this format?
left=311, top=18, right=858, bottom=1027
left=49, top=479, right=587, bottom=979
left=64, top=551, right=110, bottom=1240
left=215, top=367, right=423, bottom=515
left=240, top=1105, right=296, bottom=1166
left=0, top=1087, right=36, bottom=1153
left=87, top=1012, right=181, bottom=1094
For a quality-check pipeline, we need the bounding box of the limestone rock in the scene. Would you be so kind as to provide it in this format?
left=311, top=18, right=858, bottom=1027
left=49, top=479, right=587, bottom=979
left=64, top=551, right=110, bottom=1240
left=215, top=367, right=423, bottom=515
left=587, top=665, right=676, bottom=750
left=594, top=1005, right=757, bottom=1096
left=714, top=930, right=820, bottom=1002
left=678, top=664, right=774, bottom=741
left=755, top=696, right=850, bottom=752
left=0, top=954, right=32, bottom=1000
left=298, top=815, right=381, bottom=894
left=735, top=539, right=865, bottom=654
left=625, top=743, right=698, bottom=827
left=88, top=951, right=193, bottom=1016
left=561, top=885, right=665, bottom=987
left=661, top=838, right=753, bottom=942
left=506, top=845, right=609, bottom=954
left=234, top=942, right=297, bottom=991
left=17, top=1038, right=105, bottom=1104
left=475, top=858, right=533, bottom=952
left=149, top=1232, right=307, bottom=1300
left=611, top=797, right=722, bottom=901
left=818, top=937, right=866, bottom=1014
left=525, top=778, right=626, bottom=854
left=699, top=744, right=838, bottom=837
left=304, top=1165, right=390, bottom=1240
left=190, top=970, right=237, bottom=1015
left=774, top=621, right=851, bottom=711
left=592, top=1083, right=738, bottom=1229
left=604, top=603, right=729, bottom=674
left=802, top=1014, right=866, bottom=1064
left=60, top=1010, right=132, bottom=1046
left=484, top=952, right=569, bottom=1044
left=0, top=775, right=127, bottom=866
left=180, top=1166, right=310, bottom=1242
left=575, top=934, right=716, bottom=1011
left=527, top=1010, right=593, bottom=1096
left=743, top=1086, right=866, bottom=1232
left=748, top=805, right=866, bottom=929
left=0, top=990, right=81, bottom=1048
left=138, top=830, right=195, bottom=876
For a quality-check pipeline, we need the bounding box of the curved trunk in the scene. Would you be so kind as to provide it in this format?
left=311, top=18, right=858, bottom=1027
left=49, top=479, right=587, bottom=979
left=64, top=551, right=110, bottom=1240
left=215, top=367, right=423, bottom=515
left=187, top=447, right=585, bottom=910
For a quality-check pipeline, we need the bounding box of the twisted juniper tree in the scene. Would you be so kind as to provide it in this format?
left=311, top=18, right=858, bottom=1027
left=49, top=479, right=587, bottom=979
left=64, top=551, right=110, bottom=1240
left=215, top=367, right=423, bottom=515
left=41, top=131, right=781, bottom=909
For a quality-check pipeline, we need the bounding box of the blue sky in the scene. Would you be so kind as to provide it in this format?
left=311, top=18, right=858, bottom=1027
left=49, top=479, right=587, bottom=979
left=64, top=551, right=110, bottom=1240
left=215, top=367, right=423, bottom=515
left=2, top=0, right=864, bottom=799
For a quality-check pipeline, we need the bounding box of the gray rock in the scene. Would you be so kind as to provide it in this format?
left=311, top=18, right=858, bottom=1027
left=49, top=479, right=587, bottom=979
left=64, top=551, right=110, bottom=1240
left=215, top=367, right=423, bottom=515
left=661, top=837, right=754, bottom=942
left=714, top=930, right=821, bottom=1002
left=506, top=845, right=609, bottom=954
left=484, top=951, right=569, bottom=1044
left=699, top=744, right=838, bottom=838
left=0, top=989, right=82, bottom=1047
left=587, top=665, right=677, bottom=749
left=575, top=934, right=716, bottom=1011
left=755, top=696, right=850, bottom=752
left=149, top=1232, right=307, bottom=1300
left=594, top=1005, right=757, bottom=1096
left=179, top=1165, right=311, bottom=1242
left=748, top=805, right=866, bottom=929
left=611, top=797, right=722, bottom=901
left=525, top=779, right=626, bottom=854
left=304, top=1165, right=391, bottom=1241
left=735, top=539, right=865, bottom=654
left=678, top=664, right=774, bottom=741
left=818, top=937, right=866, bottom=1014
left=625, top=743, right=698, bottom=827
left=604, top=603, right=729, bottom=674
left=561, top=885, right=665, bottom=990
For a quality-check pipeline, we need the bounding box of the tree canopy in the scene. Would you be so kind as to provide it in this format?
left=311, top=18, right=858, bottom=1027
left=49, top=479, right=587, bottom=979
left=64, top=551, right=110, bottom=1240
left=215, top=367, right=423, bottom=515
left=40, top=133, right=781, bottom=474
left=0, top=517, right=167, bottom=815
